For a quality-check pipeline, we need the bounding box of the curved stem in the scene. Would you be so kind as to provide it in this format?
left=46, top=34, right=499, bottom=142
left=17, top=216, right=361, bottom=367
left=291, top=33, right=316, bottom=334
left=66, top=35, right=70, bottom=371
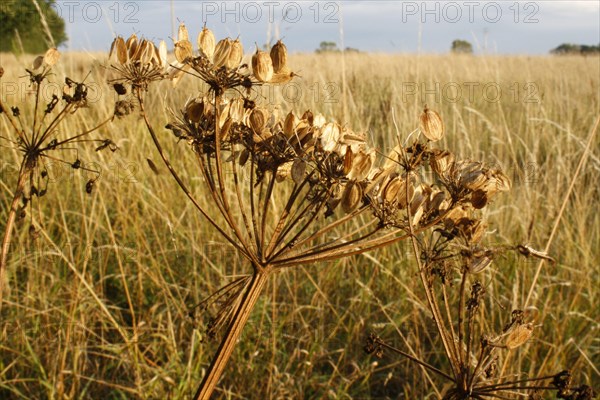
left=193, top=270, right=270, bottom=400
left=0, top=161, right=29, bottom=307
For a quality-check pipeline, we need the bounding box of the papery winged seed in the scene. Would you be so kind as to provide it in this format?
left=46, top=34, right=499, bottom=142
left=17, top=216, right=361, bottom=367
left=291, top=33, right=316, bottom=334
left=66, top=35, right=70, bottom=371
left=343, top=146, right=354, bottom=175
left=178, top=23, right=189, bottom=42
left=126, top=34, right=138, bottom=59
left=505, top=323, right=534, bottom=349
left=159, top=40, right=168, bottom=69
left=175, top=40, right=193, bottom=63
left=276, top=162, right=292, bottom=182
left=341, top=182, right=362, bottom=213
left=347, top=151, right=373, bottom=181
left=470, top=189, right=488, bottom=209
left=319, top=123, right=341, bottom=152
left=419, top=107, right=445, bottom=142
left=249, top=108, right=268, bottom=133
left=397, top=176, right=415, bottom=209
left=43, top=48, right=60, bottom=66
left=213, top=39, right=232, bottom=68
left=411, top=205, right=425, bottom=227
left=431, top=150, right=454, bottom=177
left=198, top=26, right=216, bottom=59
left=32, top=56, right=44, bottom=70
left=284, top=111, right=296, bottom=138
left=383, top=177, right=401, bottom=203
left=410, top=186, right=428, bottom=215
left=270, top=40, right=288, bottom=73
left=269, top=70, right=294, bottom=84
left=291, top=159, right=306, bottom=185
left=462, top=170, right=487, bottom=191
left=239, top=149, right=250, bottom=166
left=252, top=49, right=274, bottom=83
left=186, top=99, right=204, bottom=123
left=468, top=255, right=493, bottom=274
left=227, top=39, right=243, bottom=69
left=302, top=110, right=314, bottom=126
left=115, top=36, right=128, bottom=64
left=428, top=191, right=446, bottom=212
left=221, top=118, right=233, bottom=141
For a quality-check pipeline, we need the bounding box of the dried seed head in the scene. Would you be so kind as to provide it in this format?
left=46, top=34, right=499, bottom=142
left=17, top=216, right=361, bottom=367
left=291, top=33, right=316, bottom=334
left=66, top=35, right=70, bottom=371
left=270, top=39, right=288, bottom=73
left=347, top=150, right=374, bottom=181
left=341, top=182, right=363, bottom=213
left=252, top=49, right=274, bottom=82
left=419, top=106, right=445, bottom=142
left=197, top=26, right=216, bottom=59
left=178, top=23, right=189, bottom=42
left=505, top=323, right=534, bottom=349
left=43, top=48, right=60, bottom=66
left=175, top=40, right=193, bottom=63
left=461, top=169, right=487, bottom=191
left=227, top=39, right=243, bottom=69
left=213, top=38, right=232, bottom=68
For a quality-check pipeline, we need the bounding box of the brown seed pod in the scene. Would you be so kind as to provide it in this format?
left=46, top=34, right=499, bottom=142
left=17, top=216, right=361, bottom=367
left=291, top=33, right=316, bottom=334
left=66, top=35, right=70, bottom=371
left=396, top=176, right=415, bottom=209
left=284, top=111, right=297, bottom=138
left=428, top=190, right=446, bottom=212
left=185, top=99, right=204, bottom=123
left=0, top=66, right=4, bottom=78
left=470, top=189, right=488, bottom=209
left=213, top=38, right=232, bottom=68
left=420, top=106, right=445, bottom=142
left=239, top=148, right=250, bottom=166
left=32, top=56, right=44, bottom=70
left=341, top=182, right=363, bottom=213
left=270, top=39, right=288, bottom=73
left=174, top=40, right=193, bottom=63
left=252, top=49, right=274, bottom=82
left=430, top=150, right=455, bottom=177
left=197, top=26, right=216, bottom=59
left=226, top=39, right=243, bottom=69
left=505, top=323, right=534, bottom=349
left=249, top=107, right=268, bottom=134
left=43, top=48, right=60, bottom=66
left=291, top=158, right=306, bottom=185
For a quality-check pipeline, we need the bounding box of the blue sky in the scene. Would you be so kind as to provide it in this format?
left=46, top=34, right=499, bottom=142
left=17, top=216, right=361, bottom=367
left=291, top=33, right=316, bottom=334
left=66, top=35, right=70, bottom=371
left=52, top=1, right=600, bottom=54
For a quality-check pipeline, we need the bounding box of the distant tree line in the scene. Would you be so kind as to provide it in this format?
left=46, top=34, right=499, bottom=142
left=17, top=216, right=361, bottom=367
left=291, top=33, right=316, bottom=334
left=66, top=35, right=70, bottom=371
left=0, top=0, right=67, bottom=53
left=551, top=43, right=600, bottom=55
left=451, top=39, right=473, bottom=54
left=315, top=41, right=359, bottom=53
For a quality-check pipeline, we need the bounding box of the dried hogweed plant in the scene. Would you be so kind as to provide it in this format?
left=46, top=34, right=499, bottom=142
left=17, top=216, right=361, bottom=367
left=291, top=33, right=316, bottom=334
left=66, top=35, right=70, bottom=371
left=363, top=115, right=596, bottom=398
left=0, top=49, right=118, bottom=303
left=107, top=24, right=592, bottom=399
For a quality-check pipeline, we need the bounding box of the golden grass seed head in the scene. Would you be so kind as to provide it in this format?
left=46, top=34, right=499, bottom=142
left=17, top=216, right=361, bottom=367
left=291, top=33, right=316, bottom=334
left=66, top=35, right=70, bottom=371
left=252, top=49, right=274, bottom=82
left=43, top=48, right=60, bottom=67
left=270, top=39, right=288, bottom=73
left=505, top=323, right=534, bottom=349
left=419, top=106, right=445, bottom=142
left=198, top=26, right=216, bottom=59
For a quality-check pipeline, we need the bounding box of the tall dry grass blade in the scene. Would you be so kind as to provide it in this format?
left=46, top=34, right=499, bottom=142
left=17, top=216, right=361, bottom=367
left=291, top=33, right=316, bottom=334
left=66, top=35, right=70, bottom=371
left=524, top=116, right=600, bottom=307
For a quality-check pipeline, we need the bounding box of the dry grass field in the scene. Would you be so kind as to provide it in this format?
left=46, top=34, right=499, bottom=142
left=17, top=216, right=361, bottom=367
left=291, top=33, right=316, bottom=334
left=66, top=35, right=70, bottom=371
left=0, top=48, right=598, bottom=399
